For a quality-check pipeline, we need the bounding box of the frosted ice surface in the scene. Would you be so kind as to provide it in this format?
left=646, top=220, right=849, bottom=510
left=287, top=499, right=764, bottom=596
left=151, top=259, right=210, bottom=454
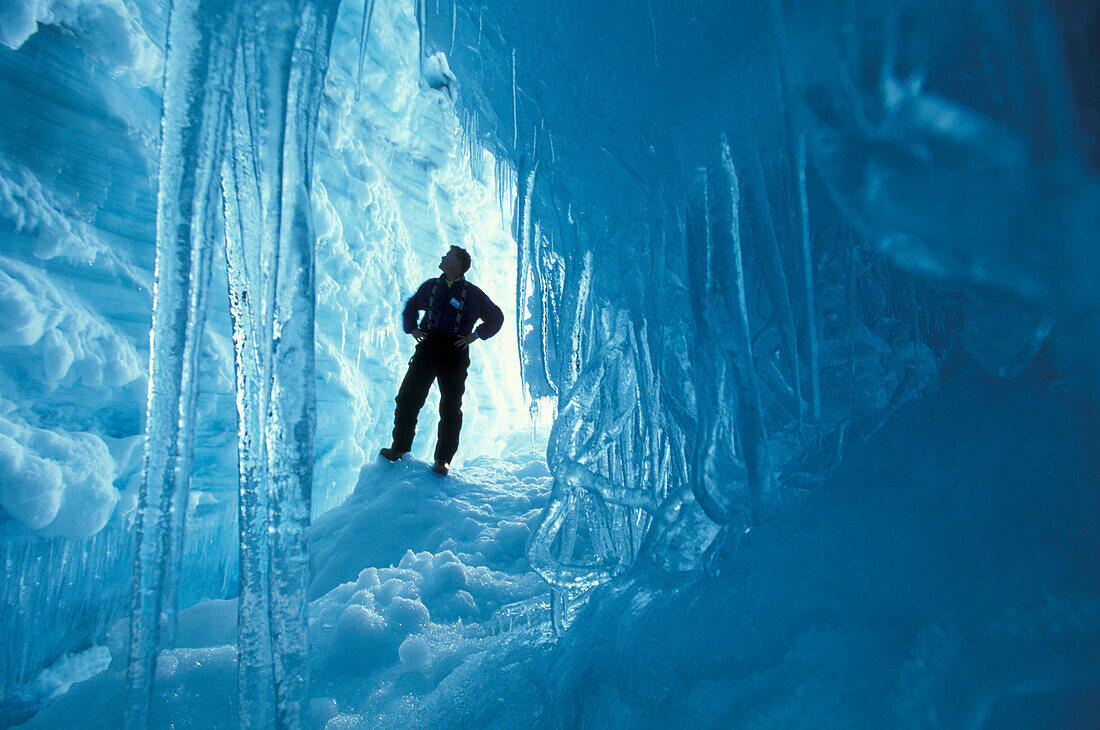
left=0, top=414, right=118, bottom=536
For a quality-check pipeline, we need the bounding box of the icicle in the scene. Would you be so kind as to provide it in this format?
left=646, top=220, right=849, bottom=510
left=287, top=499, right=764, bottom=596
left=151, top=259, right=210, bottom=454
left=511, top=48, right=518, bottom=149
left=700, top=168, right=713, bottom=295
left=566, top=250, right=593, bottom=392
left=533, top=227, right=559, bottom=397
left=796, top=133, right=821, bottom=419
left=353, top=0, right=376, bottom=102
left=719, top=137, right=778, bottom=524
left=128, top=1, right=338, bottom=727
left=126, top=0, right=242, bottom=726
left=496, top=159, right=506, bottom=228
left=683, top=170, right=746, bottom=524
left=847, top=233, right=857, bottom=409
left=223, top=50, right=274, bottom=730
left=415, top=0, right=426, bottom=82
left=645, top=0, right=658, bottom=69
left=910, top=283, right=921, bottom=358
left=163, top=168, right=218, bottom=644
left=265, top=4, right=339, bottom=727
left=513, top=155, right=544, bottom=396
left=631, top=321, right=663, bottom=510
left=744, top=145, right=801, bottom=424
left=449, top=0, right=456, bottom=56
left=767, top=0, right=820, bottom=422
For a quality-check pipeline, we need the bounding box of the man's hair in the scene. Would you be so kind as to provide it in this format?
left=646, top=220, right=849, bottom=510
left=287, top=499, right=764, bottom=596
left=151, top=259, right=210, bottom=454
left=450, top=245, right=472, bottom=274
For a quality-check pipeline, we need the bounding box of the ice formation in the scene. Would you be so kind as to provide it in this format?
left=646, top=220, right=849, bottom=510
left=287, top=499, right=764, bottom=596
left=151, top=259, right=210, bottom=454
left=0, top=0, right=1097, bottom=727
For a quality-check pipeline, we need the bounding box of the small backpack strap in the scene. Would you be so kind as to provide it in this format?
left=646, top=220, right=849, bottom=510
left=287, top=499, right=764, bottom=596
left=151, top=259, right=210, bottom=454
left=427, top=279, right=440, bottom=330
left=452, top=282, right=469, bottom=334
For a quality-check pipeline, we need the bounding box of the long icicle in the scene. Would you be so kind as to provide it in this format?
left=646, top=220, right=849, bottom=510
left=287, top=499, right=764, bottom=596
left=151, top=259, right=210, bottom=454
left=354, top=0, right=376, bottom=101
left=415, top=0, right=426, bottom=82
left=795, top=133, right=820, bottom=419
left=767, top=0, right=821, bottom=421
left=126, top=0, right=243, bottom=726
left=744, top=145, right=801, bottom=423
left=223, top=46, right=274, bottom=730
left=511, top=48, right=518, bottom=149
left=234, top=5, right=298, bottom=721
left=513, top=155, right=543, bottom=396
left=162, top=159, right=219, bottom=646
left=720, top=137, right=778, bottom=524
left=265, top=2, right=339, bottom=727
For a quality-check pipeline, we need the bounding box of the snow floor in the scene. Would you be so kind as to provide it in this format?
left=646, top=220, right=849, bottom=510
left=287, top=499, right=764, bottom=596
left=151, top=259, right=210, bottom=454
left=16, top=452, right=554, bottom=729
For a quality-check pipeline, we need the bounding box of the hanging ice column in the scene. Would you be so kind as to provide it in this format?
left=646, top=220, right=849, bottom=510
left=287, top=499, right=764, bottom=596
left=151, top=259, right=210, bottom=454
left=127, top=1, right=339, bottom=728
left=126, top=0, right=242, bottom=725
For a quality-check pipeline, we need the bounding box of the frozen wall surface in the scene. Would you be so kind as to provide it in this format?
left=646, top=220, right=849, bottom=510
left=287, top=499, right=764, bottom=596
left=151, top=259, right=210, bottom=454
left=0, top=0, right=529, bottom=716
left=421, top=0, right=1100, bottom=724
left=1, top=0, right=1098, bottom=727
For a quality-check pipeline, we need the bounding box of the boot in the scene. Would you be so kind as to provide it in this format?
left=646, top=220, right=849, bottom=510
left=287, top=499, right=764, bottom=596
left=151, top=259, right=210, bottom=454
left=431, top=461, right=449, bottom=476
left=379, top=447, right=405, bottom=462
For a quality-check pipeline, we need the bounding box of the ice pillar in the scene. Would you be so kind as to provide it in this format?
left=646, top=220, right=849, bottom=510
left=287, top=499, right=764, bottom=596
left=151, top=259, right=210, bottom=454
left=126, top=0, right=242, bottom=726
left=127, top=1, right=338, bottom=728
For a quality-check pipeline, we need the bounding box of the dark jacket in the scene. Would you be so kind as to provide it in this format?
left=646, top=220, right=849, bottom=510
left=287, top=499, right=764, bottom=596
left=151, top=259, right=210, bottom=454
left=403, top=275, right=504, bottom=340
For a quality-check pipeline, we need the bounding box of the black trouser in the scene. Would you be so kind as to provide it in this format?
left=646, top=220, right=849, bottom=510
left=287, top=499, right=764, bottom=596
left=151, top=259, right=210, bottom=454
left=391, top=332, right=470, bottom=464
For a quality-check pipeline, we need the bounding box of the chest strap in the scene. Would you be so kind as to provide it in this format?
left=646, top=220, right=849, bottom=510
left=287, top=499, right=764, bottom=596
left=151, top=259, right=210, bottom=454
left=451, top=281, right=468, bottom=333
left=427, top=278, right=468, bottom=333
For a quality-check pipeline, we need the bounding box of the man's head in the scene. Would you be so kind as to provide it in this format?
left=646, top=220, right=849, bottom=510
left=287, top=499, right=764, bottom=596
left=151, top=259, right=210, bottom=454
left=439, top=246, right=471, bottom=281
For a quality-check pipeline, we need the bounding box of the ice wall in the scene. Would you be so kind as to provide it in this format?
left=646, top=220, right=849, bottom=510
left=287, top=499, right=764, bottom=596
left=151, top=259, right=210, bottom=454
left=428, top=0, right=1099, bottom=607
left=0, top=0, right=530, bottom=710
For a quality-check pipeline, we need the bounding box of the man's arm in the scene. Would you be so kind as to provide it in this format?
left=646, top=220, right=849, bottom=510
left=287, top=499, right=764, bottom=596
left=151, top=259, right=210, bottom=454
left=472, top=287, right=504, bottom=340
left=402, top=280, right=432, bottom=334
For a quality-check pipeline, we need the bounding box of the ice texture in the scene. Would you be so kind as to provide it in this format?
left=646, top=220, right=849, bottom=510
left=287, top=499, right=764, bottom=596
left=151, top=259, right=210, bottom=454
left=1, top=0, right=1099, bottom=726
left=0, top=0, right=529, bottom=710
left=432, top=0, right=1099, bottom=601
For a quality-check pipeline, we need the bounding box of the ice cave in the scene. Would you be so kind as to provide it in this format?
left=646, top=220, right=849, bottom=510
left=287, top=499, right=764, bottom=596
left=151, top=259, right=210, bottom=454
left=0, top=0, right=1097, bottom=727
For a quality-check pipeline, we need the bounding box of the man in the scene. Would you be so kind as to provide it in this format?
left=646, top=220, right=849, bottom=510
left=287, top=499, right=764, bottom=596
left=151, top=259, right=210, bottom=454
left=380, top=246, right=504, bottom=475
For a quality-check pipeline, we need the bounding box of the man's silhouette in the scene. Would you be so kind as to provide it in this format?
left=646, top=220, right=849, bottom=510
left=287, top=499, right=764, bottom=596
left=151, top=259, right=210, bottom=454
left=380, top=246, right=504, bottom=475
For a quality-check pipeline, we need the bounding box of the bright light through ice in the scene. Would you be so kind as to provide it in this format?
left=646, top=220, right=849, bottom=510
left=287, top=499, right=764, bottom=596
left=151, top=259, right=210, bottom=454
left=309, top=0, right=545, bottom=514
left=445, top=147, right=538, bottom=465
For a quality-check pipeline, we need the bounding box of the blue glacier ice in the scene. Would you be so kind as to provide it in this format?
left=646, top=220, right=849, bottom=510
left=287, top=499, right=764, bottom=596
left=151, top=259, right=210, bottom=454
left=0, top=0, right=1097, bottom=727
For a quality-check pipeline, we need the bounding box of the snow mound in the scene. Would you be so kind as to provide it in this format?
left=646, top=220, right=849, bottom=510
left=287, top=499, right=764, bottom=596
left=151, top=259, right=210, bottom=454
left=0, top=407, right=118, bottom=536
left=310, top=454, right=549, bottom=597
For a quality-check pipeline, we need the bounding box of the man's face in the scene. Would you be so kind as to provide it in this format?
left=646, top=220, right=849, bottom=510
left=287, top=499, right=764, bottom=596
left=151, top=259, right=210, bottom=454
left=439, top=250, right=462, bottom=279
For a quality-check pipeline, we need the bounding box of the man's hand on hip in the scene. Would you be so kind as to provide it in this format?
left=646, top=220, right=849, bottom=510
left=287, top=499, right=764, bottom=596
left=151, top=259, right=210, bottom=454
left=456, top=333, right=479, bottom=349
left=412, top=329, right=428, bottom=343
